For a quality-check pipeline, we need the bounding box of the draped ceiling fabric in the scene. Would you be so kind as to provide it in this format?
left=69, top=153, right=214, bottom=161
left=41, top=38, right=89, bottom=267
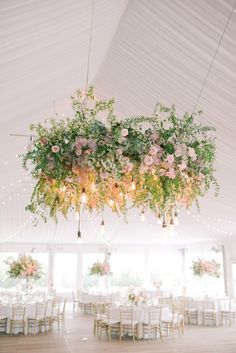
left=0, top=0, right=235, bottom=246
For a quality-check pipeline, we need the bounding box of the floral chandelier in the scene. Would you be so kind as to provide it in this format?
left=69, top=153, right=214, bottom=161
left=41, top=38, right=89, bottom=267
left=22, top=87, right=217, bottom=227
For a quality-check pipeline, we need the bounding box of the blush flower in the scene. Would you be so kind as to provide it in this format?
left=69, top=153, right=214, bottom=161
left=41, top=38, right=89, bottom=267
left=121, top=128, right=128, bottom=137
left=179, top=160, right=187, bottom=170
left=117, top=147, right=124, bottom=155
left=144, top=155, right=154, bottom=166
left=188, top=147, right=197, bottom=161
left=149, top=145, right=159, bottom=155
left=175, top=145, right=182, bottom=157
left=166, top=168, right=176, bottom=179
left=166, top=154, right=175, bottom=164
left=51, top=145, right=60, bottom=153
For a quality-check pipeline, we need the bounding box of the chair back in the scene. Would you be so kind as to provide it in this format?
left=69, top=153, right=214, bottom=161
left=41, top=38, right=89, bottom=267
left=12, top=304, right=25, bottom=320
left=148, top=305, right=162, bottom=324
left=204, top=300, right=215, bottom=311
left=36, top=301, right=47, bottom=319
left=120, top=305, right=134, bottom=324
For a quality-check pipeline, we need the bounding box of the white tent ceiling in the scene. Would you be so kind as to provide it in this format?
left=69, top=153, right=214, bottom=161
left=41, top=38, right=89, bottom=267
left=0, top=0, right=236, bottom=246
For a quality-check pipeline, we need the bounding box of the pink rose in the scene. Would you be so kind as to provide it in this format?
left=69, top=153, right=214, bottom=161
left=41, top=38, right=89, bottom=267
left=88, top=139, right=96, bottom=151
left=144, top=155, right=154, bottom=166
left=175, top=145, right=182, bottom=157
left=79, top=138, right=88, bottom=147
left=166, top=168, right=176, bottom=179
left=51, top=145, right=60, bottom=153
left=188, top=147, right=196, bottom=161
left=121, top=128, right=128, bottom=137
left=166, top=154, right=175, bottom=164
left=125, top=162, right=134, bottom=172
left=75, top=147, right=82, bottom=156
left=100, top=171, right=109, bottom=179
left=179, top=160, right=187, bottom=170
left=151, top=132, right=159, bottom=141
left=149, top=146, right=159, bottom=155
left=117, top=147, right=124, bottom=155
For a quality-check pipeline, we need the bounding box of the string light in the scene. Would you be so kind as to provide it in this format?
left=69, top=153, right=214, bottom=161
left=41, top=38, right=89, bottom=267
left=157, top=213, right=162, bottom=225
left=140, top=210, right=145, bottom=222
left=81, top=188, right=87, bottom=204
left=100, top=219, right=105, bottom=234
left=174, top=210, right=179, bottom=225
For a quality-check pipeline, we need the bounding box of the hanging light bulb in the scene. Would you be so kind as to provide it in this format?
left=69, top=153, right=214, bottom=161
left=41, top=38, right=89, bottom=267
left=162, top=219, right=167, bottom=228
left=77, top=210, right=82, bottom=243
left=140, top=210, right=145, bottom=222
left=100, top=220, right=105, bottom=234
left=81, top=188, right=87, bottom=203
left=170, top=218, right=175, bottom=228
left=108, top=199, right=114, bottom=207
left=174, top=210, right=179, bottom=225
left=157, top=213, right=162, bottom=225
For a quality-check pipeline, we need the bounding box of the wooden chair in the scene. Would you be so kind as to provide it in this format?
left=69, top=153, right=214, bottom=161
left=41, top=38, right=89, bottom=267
left=10, top=304, right=26, bottom=335
left=203, top=301, right=216, bottom=326
left=0, top=305, right=7, bottom=333
left=143, top=305, right=163, bottom=342
left=162, top=309, right=181, bottom=339
left=28, top=301, right=47, bottom=334
left=97, top=304, right=120, bottom=341
left=119, top=305, right=138, bottom=342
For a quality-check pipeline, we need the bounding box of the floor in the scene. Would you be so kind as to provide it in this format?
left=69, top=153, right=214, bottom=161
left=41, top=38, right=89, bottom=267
left=1, top=305, right=236, bottom=353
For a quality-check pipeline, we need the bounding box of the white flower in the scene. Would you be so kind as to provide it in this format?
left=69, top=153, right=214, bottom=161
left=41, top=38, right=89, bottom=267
left=121, top=128, right=128, bottom=137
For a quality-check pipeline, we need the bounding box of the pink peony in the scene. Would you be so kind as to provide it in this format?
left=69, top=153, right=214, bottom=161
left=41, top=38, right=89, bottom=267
left=166, top=168, right=176, bottom=179
left=175, top=145, right=182, bottom=157
left=100, top=171, right=109, bottom=179
left=166, top=154, right=175, bottom=164
left=51, top=145, right=60, bottom=153
left=88, top=139, right=96, bottom=151
left=149, top=145, right=159, bottom=155
left=121, top=128, right=128, bottom=137
left=144, top=155, right=154, bottom=166
left=151, top=132, right=159, bottom=141
left=179, top=160, right=187, bottom=171
left=188, top=147, right=197, bottom=161
left=126, top=162, right=134, bottom=172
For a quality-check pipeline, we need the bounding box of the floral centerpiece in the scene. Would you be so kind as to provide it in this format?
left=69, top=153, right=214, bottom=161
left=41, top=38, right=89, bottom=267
left=192, top=258, right=221, bottom=278
left=5, top=255, right=42, bottom=280
left=22, top=87, right=217, bottom=225
left=128, top=291, right=146, bottom=305
left=89, top=260, right=111, bottom=276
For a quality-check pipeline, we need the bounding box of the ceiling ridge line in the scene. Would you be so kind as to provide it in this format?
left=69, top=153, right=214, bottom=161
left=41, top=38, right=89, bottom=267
left=192, top=0, right=236, bottom=114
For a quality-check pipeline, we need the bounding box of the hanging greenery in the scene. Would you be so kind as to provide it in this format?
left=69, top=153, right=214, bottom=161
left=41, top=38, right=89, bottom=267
left=22, top=87, right=217, bottom=224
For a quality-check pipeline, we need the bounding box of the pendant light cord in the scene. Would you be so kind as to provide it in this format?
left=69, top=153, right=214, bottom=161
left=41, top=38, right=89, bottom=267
left=192, top=1, right=236, bottom=114
left=85, top=0, right=95, bottom=92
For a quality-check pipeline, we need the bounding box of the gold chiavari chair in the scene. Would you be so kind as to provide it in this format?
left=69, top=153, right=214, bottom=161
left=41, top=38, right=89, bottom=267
left=119, top=305, right=138, bottom=342
left=162, top=309, right=181, bottom=339
left=143, top=305, right=163, bottom=342
left=10, top=304, right=26, bottom=335
left=98, top=304, right=120, bottom=341
left=28, top=301, right=47, bottom=334
left=203, top=301, right=216, bottom=326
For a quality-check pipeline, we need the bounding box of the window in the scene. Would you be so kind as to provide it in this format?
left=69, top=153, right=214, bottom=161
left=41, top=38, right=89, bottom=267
left=54, top=253, right=77, bottom=292
left=110, top=254, right=145, bottom=289
left=149, top=252, right=182, bottom=295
